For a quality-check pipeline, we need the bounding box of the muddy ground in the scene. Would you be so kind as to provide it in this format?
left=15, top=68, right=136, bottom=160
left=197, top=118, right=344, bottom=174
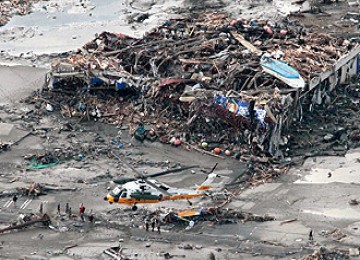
left=0, top=0, right=360, bottom=259
left=2, top=69, right=360, bottom=259
left=2, top=0, right=353, bottom=67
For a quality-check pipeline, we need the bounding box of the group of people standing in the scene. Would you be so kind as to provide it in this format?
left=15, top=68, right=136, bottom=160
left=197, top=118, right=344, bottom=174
left=144, top=216, right=161, bottom=234
left=11, top=195, right=94, bottom=223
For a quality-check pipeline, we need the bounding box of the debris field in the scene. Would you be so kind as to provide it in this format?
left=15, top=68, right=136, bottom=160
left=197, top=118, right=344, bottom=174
left=1, top=1, right=360, bottom=260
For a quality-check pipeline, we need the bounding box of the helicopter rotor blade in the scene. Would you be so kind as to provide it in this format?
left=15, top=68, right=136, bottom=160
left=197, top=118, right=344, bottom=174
left=208, top=163, right=218, bottom=174
left=110, top=151, right=144, bottom=178
left=148, top=165, right=199, bottom=178
left=113, top=165, right=198, bottom=185
left=110, top=151, right=172, bottom=196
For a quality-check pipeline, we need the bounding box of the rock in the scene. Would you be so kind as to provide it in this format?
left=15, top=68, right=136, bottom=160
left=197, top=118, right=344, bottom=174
left=163, top=252, right=172, bottom=259
left=45, top=103, right=54, bottom=112
left=208, top=252, right=216, bottom=260
left=179, top=243, right=193, bottom=250
left=323, top=134, right=334, bottom=141
left=349, top=248, right=359, bottom=256
left=34, top=102, right=42, bottom=109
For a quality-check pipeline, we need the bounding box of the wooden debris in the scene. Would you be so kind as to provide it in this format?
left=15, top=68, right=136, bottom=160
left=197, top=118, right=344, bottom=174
left=280, top=218, right=297, bottom=225
left=0, top=214, right=51, bottom=234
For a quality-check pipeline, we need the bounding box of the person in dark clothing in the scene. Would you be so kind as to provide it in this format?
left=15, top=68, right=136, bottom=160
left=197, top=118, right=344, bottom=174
left=309, top=230, right=314, bottom=241
left=156, top=219, right=161, bottom=234
left=89, top=214, right=94, bottom=223
left=12, top=195, right=18, bottom=208
left=151, top=217, right=156, bottom=232
left=248, top=100, right=256, bottom=127
left=57, top=203, right=61, bottom=215
left=145, top=218, right=150, bottom=232
left=39, top=202, right=43, bottom=214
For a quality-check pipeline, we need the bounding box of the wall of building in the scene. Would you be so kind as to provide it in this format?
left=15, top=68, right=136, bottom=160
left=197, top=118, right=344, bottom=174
left=308, top=45, right=360, bottom=91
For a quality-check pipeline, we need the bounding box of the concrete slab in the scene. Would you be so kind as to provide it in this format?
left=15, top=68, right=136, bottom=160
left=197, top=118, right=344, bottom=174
left=302, top=208, right=360, bottom=220
left=239, top=183, right=283, bottom=198
left=242, top=202, right=256, bottom=210
left=0, top=123, right=14, bottom=136
left=251, top=221, right=312, bottom=246
left=0, top=123, right=30, bottom=144
left=294, top=148, right=360, bottom=184
left=0, top=65, right=47, bottom=105
left=50, top=257, right=75, bottom=260
left=227, top=200, right=246, bottom=208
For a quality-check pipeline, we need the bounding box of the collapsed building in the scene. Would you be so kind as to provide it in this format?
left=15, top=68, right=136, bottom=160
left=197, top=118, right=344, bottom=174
left=38, top=13, right=360, bottom=159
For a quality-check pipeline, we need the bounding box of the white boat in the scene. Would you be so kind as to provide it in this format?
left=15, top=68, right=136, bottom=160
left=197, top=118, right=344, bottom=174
left=260, top=54, right=305, bottom=89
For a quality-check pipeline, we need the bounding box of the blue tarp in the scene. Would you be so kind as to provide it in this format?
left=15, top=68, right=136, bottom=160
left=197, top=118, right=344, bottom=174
left=214, top=95, right=267, bottom=126
left=116, top=80, right=127, bottom=90
left=90, top=77, right=104, bottom=86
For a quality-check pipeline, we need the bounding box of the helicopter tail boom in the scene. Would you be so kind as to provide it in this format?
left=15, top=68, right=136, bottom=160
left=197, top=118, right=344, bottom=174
left=196, top=173, right=219, bottom=191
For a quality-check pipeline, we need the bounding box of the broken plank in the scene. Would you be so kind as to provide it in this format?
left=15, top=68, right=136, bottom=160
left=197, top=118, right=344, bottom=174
left=280, top=218, right=297, bottom=225
left=230, top=32, right=262, bottom=55
left=184, top=142, right=225, bottom=159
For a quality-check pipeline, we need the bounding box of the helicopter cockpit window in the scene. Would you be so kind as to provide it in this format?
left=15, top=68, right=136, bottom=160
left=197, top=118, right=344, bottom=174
left=121, top=189, right=127, bottom=198
left=110, top=187, right=122, bottom=196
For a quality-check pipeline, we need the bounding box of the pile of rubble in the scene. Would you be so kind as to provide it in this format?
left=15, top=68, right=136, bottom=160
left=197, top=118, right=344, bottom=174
left=174, top=207, right=275, bottom=224
left=302, top=246, right=350, bottom=260
left=288, top=86, right=360, bottom=159
left=105, top=206, right=274, bottom=231
left=0, top=0, right=40, bottom=27
left=30, top=13, right=358, bottom=163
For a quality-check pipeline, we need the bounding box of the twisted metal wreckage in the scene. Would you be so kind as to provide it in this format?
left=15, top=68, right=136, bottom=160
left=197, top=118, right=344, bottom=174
left=40, top=13, right=360, bottom=159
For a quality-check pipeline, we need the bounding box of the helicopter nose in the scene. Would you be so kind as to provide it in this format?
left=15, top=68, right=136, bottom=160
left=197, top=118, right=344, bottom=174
left=104, top=196, right=108, bottom=201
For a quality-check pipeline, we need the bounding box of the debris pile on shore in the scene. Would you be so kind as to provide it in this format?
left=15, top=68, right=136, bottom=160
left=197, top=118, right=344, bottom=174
left=27, top=13, right=360, bottom=169
left=105, top=206, right=275, bottom=230
left=302, top=246, right=350, bottom=260
left=0, top=213, right=51, bottom=234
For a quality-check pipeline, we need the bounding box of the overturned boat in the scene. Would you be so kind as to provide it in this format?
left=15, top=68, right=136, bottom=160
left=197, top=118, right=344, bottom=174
left=261, top=54, right=305, bottom=89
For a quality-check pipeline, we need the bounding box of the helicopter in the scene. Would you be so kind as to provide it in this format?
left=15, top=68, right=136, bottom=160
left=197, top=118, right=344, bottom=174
left=104, top=172, right=220, bottom=211
left=104, top=152, right=221, bottom=211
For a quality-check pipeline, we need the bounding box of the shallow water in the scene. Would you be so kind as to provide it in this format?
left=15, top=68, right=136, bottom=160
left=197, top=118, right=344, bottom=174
left=4, top=0, right=125, bottom=30
left=0, top=0, right=158, bottom=55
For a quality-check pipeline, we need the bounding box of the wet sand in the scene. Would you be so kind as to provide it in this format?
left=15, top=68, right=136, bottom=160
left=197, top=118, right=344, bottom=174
left=0, top=0, right=308, bottom=59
